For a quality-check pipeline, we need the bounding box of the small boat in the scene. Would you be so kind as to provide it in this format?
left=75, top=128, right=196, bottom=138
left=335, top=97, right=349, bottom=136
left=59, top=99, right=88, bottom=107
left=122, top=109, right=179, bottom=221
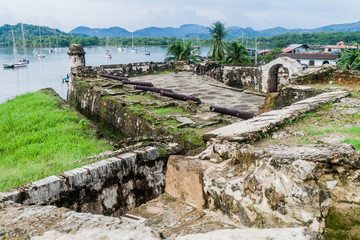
left=61, top=74, right=69, bottom=83
left=117, top=46, right=126, bottom=52
left=105, top=49, right=112, bottom=58
left=144, top=41, right=150, bottom=55
left=3, top=61, right=27, bottom=68
left=18, top=57, right=29, bottom=64
left=131, top=34, right=137, bottom=53
left=105, top=37, right=112, bottom=58
left=38, top=51, right=46, bottom=58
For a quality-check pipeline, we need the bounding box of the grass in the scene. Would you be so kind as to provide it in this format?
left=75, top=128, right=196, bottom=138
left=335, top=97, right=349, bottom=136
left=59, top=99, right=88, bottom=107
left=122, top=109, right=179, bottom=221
left=152, top=107, right=184, bottom=115
left=125, top=95, right=156, bottom=102
left=0, top=90, right=112, bottom=191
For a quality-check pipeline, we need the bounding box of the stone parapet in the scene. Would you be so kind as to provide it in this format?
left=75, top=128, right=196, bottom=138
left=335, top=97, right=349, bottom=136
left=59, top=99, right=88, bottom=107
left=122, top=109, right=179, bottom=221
left=0, top=147, right=166, bottom=217
left=204, top=90, right=350, bottom=141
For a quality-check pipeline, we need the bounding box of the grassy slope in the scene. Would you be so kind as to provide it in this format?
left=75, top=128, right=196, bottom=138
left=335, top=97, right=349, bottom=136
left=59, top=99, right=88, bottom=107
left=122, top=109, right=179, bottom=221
left=0, top=90, right=112, bottom=191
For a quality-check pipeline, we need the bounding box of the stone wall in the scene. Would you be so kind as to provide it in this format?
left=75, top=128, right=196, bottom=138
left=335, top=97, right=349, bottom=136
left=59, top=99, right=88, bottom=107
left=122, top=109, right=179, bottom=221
left=71, top=61, right=174, bottom=78
left=0, top=147, right=166, bottom=217
left=67, top=80, right=163, bottom=138
left=195, top=62, right=262, bottom=90
left=291, top=65, right=360, bottom=85
left=258, top=85, right=326, bottom=113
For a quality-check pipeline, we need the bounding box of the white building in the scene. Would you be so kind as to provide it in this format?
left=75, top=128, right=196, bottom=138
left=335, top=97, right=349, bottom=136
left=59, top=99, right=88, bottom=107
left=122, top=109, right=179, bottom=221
left=277, top=53, right=339, bottom=67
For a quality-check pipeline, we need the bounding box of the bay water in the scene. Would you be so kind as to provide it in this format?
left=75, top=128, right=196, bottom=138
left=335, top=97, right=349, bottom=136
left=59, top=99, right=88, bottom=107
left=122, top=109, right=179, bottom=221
left=0, top=46, right=210, bottom=103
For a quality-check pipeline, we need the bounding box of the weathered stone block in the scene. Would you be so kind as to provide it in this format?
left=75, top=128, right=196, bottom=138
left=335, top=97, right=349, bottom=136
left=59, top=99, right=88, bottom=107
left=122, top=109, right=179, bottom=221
left=165, top=155, right=209, bottom=209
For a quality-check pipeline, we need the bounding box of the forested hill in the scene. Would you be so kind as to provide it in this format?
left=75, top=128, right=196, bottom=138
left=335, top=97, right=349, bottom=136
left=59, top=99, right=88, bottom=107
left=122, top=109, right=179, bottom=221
left=0, top=23, right=100, bottom=48
left=70, top=21, right=360, bottom=38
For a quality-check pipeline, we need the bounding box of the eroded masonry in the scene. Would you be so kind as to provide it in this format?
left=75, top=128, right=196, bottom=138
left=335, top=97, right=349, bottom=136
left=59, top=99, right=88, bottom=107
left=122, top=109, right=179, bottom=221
left=1, top=44, right=360, bottom=240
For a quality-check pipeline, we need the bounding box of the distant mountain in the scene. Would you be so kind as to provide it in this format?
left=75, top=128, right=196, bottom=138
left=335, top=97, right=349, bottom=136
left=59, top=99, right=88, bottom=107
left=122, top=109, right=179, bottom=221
left=69, top=26, right=131, bottom=37
left=69, top=21, right=360, bottom=39
left=133, top=24, right=208, bottom=38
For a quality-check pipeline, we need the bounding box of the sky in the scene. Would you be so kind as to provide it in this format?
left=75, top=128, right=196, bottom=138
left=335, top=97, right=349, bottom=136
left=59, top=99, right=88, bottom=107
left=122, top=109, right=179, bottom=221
left=1, top=0, right=360, bottom=32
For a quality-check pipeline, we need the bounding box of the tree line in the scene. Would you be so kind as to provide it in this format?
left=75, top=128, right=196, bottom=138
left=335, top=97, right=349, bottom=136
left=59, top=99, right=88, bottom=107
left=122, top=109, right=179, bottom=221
left=2, top=23, right=360, bottom=50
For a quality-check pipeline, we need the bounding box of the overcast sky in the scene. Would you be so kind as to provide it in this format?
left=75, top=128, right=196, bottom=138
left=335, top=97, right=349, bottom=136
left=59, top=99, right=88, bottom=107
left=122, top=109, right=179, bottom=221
left=1, top=0, right=359, bottom=32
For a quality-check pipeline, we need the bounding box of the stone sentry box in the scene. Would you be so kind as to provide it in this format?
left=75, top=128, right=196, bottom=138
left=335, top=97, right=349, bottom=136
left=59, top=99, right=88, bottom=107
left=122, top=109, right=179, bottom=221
left=0, top=147, right=166, bottom=217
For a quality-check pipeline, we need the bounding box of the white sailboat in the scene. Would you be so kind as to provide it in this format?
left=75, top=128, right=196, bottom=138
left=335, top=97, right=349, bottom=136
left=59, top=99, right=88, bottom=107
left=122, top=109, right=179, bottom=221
left=117, top=36, right=126, bottom=52
left=19, top=23, right=29, bottom=64
left=145, top=41, right=150, bottom=55
left=105, top=36, right=112, bottom=58
left=38, top=27, right=46, bottom=58
left=131, top=34, right=137, bottom=54
left=54, top=37, right=61, bottom=52
left=48, top=38, right=54, bottom=53
left=3, top=26, right=27, bottom=68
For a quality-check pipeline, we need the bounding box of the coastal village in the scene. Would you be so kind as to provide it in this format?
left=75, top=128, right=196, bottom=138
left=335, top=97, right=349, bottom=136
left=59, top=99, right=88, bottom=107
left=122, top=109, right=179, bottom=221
left=1, top=18, right=360, bottom=240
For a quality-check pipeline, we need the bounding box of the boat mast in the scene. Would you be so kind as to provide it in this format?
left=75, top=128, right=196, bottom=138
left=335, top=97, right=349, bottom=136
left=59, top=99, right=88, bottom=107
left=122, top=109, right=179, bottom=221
left=21, top=23, right=27, bottom=57
left=11, top=27, right=17, bottom=55
left=39, top=27, right=42, bottom=49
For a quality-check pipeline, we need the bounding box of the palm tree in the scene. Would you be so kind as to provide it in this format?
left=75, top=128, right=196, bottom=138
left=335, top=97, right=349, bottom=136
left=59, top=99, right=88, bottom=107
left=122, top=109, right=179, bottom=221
left=208, top=21, right=229, bottom=61
left=225, top=42, right=249, bottom=64
left=164, top=42, right=201, bottom=63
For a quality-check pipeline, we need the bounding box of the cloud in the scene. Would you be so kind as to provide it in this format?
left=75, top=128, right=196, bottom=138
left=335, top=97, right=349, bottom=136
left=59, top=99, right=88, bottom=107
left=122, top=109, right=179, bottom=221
left=0, top=0, right=360, bottom=32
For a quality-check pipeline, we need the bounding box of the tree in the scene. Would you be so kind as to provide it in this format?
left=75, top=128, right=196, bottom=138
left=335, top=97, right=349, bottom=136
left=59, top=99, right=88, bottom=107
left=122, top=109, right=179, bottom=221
left=164, top=42, right=201, bottom=63
left=337, top=44, right=360, bottom=70
left=208, top=21, right=229, bottom=61
left=225, top=42, right=249, bottom=64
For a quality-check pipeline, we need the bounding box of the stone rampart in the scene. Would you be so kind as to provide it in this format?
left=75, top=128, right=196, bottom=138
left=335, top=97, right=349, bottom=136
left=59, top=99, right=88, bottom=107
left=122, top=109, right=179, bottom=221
left=0, top=147, right=166, bottom=217
left=71, top=61, right=174, bottom=78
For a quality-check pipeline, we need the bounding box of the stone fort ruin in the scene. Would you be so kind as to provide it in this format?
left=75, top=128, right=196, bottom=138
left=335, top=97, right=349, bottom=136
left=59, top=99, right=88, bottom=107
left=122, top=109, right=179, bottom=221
left=1, top=44, right=359, bottom=239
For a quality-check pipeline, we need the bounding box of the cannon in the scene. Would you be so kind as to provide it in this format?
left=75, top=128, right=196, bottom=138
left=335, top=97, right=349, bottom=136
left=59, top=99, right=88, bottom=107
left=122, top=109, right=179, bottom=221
left=209, top=105, right=254, bottom=119
left=100, top=73, right=129, bottom=81
left=122, top=80, right=154, bottom=87
left=134, top=85, right=174, bottom=93
left=160, top=90, right=201, bottom=104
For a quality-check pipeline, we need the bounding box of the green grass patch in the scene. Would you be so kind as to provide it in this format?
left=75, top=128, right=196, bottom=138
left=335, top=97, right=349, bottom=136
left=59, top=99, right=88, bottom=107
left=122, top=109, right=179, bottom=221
left=125, top=95, right=156, bottom=102
left=150, top=70, right=174, bottom=75
left=0, top=90, right=112, bottom=191
left=152, top=107, right=184, bottom=115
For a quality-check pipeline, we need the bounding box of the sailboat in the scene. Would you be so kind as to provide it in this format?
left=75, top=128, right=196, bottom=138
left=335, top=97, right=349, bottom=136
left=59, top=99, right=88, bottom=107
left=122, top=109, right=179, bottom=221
left=3, top=26, right=27, bottom=68
left=105, top=36, right=112, bottom=58
left=48, top=38, right=54, bottom=53
left=54, top=36, right=61, bottom=52
left=117, top=36, right=126, bottom=52
left=145, top=41, right=150, bottom=55
left=38, top=27, right=46, bottom=58
left=131, top=34, right=137, bottom=54
left=19, top=23, right=29, bottom=64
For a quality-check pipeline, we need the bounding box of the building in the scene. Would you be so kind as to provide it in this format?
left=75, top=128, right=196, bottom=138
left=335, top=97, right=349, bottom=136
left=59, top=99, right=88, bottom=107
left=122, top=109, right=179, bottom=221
left=282, top=44, right=310, bottom=53
left=277, top=53, right=339, bottom=67
left=324, top=41, right=357, bottom=53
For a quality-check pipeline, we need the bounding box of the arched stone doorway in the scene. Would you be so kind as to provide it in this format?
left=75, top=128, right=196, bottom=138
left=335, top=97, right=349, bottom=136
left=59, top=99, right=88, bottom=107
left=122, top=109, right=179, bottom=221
left=268, top=64, right=289, bottom=92
left=323, top=60, right=329, bottom=65
left=309, top=60, right=315, bottom=66
left=261, top=57, right=303, bottom=93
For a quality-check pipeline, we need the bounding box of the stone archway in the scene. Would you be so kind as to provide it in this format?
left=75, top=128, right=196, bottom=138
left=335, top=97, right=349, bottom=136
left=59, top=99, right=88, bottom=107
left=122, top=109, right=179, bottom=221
left=261, top=57, right=303, bottom=93
left=268, top=64, right=282, bottom=92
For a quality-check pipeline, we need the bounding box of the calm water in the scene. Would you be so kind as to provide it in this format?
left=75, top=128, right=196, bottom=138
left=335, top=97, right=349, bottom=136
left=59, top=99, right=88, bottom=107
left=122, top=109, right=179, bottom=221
left=0, top=46, right=210, bottom=103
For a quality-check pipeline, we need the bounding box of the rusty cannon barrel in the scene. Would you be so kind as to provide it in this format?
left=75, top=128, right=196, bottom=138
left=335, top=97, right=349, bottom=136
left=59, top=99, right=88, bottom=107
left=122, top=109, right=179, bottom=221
left=209, top=105, right=254, bottom=119
left=160, top=90, right=201, bottom=104
left=134, top=85, right=173, bottom=93
left=122, top=80, right=154, bottom=87
left=100, top=73, right=129, bottom=81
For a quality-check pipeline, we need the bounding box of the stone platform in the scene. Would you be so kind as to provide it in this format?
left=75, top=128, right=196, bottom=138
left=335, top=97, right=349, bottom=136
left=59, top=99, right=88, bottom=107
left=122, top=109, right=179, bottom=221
left=131, top=72, right=265, bottom=112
